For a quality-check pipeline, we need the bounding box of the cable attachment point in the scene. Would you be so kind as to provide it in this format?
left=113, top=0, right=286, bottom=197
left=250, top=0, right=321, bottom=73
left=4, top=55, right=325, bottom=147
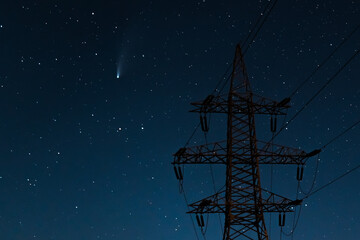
left=270, top=115, right=277, bottom=132
left=289, top=199, right=303, bottom=206
left=296, top=165, right=304, bottom=181
left=199, top=95, right=214, bottom=133
left=279, top=213, right=286, bottom=227
left=277, top=97, right=291, bottom=107
left=195, top=199, right=212, bottom=228
left=306, top=149, right=321, bottom=157
left=173, top=148, right=186, bottom=180
left=200, top=114, right=209, bottom=132
left=174, top=148, right=186, bottom=160
left=173, top=166, right=183, bottom=180
left=196, top=214, right=205, bottom=227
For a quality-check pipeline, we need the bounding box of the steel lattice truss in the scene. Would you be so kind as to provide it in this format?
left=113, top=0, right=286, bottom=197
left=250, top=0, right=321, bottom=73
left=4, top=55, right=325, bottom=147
left=172, top=45, right=318, bottom=240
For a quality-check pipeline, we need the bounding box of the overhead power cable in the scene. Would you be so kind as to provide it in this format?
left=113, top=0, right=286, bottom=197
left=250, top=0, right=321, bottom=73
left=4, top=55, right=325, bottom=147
left=184, top=122, right=201, bottom=148
left=184, top=0, right=280, bottom=147
left=243, top=0, right=279, bottom=55
left=204, top=133, right=224, bottom=236
left=303, top=162, right=360, bottom=199
left=273, top=47, right=360, bottom=237
left=211, top=64, right=233, bottom=96
left=321, top=118, right=360, bottom=150
left=301, top=117, right=360, bottom=165
left=271, top=48, right=360, bottom=141
left=300, top=155, right=320, bottom=195
left=287, top=109, right=360, bottom=235
left=241, top=0, right=274, bottom=49
left=299, top=119, right=360, bottom=198
left=179, top=183, right=201, bottom=240
left=211, top=0, right=279, bottom=96
left=178, top=0, right=280, bottom=230
left=289, top=24, right=360, bottom=99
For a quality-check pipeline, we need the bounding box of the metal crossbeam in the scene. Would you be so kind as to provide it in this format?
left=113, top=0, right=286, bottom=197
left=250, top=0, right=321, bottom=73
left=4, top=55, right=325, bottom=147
left=187, top=189, right=301, bottom=214
left=173, top=44, right=317, bottom=240
left=173, top=140, right=308, bottom=165
left=190, top=93, right=290, bottom=115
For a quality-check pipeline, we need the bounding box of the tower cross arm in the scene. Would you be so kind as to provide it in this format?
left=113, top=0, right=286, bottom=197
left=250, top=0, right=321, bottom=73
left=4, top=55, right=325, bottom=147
left=172, top=141, right=227, bottom=165
left=261, top=189, right=302, bottom=212
left=190, top=93, right=291, bottom=115
left=173, top=141, right=320, bottom=165
left=186, top=189, right=301, bottom=215
left=256, top=140, right=321, bottom=165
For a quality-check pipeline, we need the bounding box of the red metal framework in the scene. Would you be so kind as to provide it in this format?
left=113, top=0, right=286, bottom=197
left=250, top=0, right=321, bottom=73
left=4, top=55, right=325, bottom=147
left=173, top=45, right=318, bottom=240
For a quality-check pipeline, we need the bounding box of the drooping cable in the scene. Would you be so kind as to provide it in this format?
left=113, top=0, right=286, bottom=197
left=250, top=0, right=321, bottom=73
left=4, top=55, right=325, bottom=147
left=179, top=182, right=201, bottom=240
left=281, top=117, right=360, bottom=235
left=300, top=154, right=320, bottom=196
left=280, top=182, right=302, bottom=238
left=300, top=117, right=360, bottom=196
left=204, top=131, right=224, bottom=236
left=281, top=204, right=303, bottom=238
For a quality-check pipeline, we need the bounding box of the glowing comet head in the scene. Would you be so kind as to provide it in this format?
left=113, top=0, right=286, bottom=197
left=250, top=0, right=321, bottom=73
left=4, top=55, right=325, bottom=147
left=116, top=63, right=122, bottom=79
left=116, top=53, right=124, bottom=79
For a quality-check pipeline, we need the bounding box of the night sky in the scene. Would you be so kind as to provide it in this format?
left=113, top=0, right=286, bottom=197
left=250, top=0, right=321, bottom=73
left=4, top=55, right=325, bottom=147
left=0, top=0, right=360, bottom=239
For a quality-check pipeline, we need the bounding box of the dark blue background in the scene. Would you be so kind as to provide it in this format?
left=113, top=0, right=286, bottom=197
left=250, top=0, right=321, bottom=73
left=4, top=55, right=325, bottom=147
left=0, top=0, right=359, bottom=239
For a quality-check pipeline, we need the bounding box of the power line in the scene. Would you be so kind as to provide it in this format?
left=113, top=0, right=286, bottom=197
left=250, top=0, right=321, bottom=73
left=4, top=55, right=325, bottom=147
left=185, top=0, right=280, bottom=148
left=173, top=44, right=309, bottom=240
left=178, top=2, right=281, bottom=233
left=300, top=155, right=320, bottom=195
left=204, top=132, right=224, bottom=236
left=303, top=162, right=360, bottom=199
left=272, top=27, right=360, bottom=239
left=280, top=204, right=303, bottom=238
left=278, top=120, right=360, bottom=238
left=177, top=3, right=360, bottom=239
left=322, top=118, right=360, bottom=150
left=211, top=64, right=233, bottom=96
left=266, top=24, right=360, bottom=144
left=299, top=119, right=360, bottom=198
left=180, top=183, right=201, bottom=240
left=241, top=0, right=274, bottom=49
left=271, top=48, right=360, bottom=141
left=281, top=155, right=320, bottom=238
left=243, top=0, right=279, bottom=55
left=184, top=122, right=201, bottom=148
left=212, top=0, right=279, bottom=97
left=302, top=117, right=360, bottom=163
left=289, top=24, right=360, bottom=98
left=284, top=164, right=360, bottom=239
left=216, top=72, right=232, bottom=96
left=287, top=112, right=360, bottom=234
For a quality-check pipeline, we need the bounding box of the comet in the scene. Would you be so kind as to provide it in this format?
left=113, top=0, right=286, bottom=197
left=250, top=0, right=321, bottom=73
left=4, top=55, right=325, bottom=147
left=116, top=63, right=121, bottom=79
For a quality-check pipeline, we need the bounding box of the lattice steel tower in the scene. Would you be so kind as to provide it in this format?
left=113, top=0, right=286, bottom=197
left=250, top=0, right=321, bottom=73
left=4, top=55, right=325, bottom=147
left=172, top=44, right=319, bottom=240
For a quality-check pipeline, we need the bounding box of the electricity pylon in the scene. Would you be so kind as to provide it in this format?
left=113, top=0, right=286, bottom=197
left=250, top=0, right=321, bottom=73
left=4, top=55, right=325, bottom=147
left=172, top=44, right=319, bottom=240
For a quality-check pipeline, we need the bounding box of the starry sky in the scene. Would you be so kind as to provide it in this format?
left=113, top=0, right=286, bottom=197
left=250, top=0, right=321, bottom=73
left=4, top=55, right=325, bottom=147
left=0, top=0, right=360, bottom=239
